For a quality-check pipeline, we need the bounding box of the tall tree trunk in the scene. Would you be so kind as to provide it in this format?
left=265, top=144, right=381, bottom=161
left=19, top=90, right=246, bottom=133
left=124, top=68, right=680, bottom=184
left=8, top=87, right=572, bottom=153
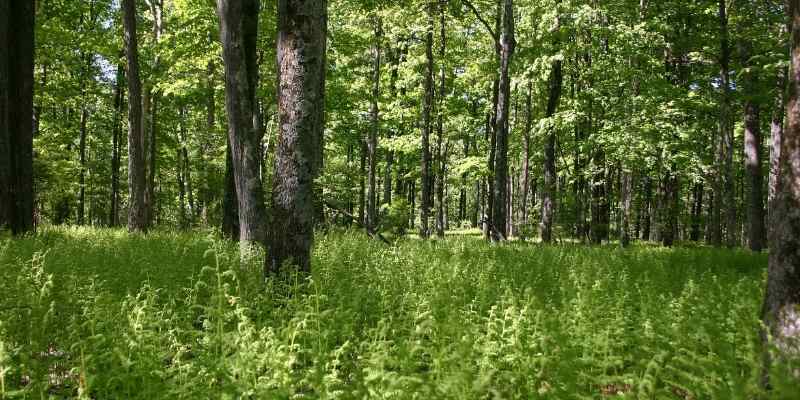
left=491, top=0, right=515, bottom=242
left=690, top=181, right=704, bottom=241
left=110, top=61, right=124, bottom=227
left=769, top=65, right=787, bottom=242
left=177, top=148, right=187, bottom=229
left=661, top=168, right=679, bottom=247
left=620, top=171, right=633, bottom=247
left=435, top=0, right=448, bottom=238
left=520, top=82, right=532, bottom=238
left=762, top=0, right=800, bottom=382
left=78, top=106, right=88, bottom=225
left=591, top=149, right=609, bottom=244
left=268, top=0, right=327, bottom=274
left=0, top=0, right=35, bottom=234
left=123, top=0, right=147, bottom=233
left=716, top=0, right=736, bottom=247
left=420, top=1, right=434, bottom=239
left=222, top=138, right=239, bottom=240
left=540, top=38, right=562, bottom=244
left=367, top=16, right=381, bottom=235
left=739, top=39, right=766, bottom=251
left=359, top=140, right=366, bottom=225
left=218, top=0, right=267, bottom=254
left=640, top=176, right=652, bottom=240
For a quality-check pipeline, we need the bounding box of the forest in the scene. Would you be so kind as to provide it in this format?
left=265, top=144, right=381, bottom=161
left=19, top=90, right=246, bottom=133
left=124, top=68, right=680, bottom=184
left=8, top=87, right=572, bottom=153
left=1, top=0, right=800, bottom=398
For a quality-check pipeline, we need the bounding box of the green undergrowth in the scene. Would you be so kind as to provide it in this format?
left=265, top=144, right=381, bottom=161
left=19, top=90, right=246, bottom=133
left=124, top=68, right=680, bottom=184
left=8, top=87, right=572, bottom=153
left=0, top=226, right=793, bottom=399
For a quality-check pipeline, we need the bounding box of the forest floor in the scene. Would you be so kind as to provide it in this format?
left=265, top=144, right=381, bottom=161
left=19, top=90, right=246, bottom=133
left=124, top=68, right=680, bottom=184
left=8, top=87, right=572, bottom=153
left=0, top=227, right=796, bottom=399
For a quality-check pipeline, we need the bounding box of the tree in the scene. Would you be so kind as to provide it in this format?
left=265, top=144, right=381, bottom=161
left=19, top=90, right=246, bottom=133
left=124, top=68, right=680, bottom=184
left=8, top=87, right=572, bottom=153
left=218, top=0, right=267, bottom=254
left=491, top=0, right=515, bottom=242
left=0, top=0, right=35, bottom=235
left=539, top=5, right=561, bottom=244
left=268, top=0, right=327, bottom=274
left=367, top=15, right=382, bottom=235
left=420, top=0, right=434, bottom=239
left=762, top=0, right=800, bottom=383
left=123, top=0, right=147, bottom=233
left=740, top=38, right=765, bottom=252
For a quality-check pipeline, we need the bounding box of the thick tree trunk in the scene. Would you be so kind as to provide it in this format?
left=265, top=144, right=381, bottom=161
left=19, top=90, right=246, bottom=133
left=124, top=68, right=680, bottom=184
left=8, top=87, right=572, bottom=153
left=491, top=0, right=515, bottom=242
left=268, top=0, right=327, bottom=274
left=762, top=0, right=800, bottom=382
left=367, top=16, right=381, bottom=235
left=740, top=39, right=766, bottom=251
left=222, top=138, right=239, bottom=240
left=769, top=65, right=787, bottom=241
left=218, top=0, right=267, bottom=254
left=110, top=62, right=124, bottom=227
left=716, top=0, right=736, bottom=247
left=540, top=48, right=562, bottom=244
left=0, top=0, right=35, bottom=234
left=420, top=1, right=434, bottom=239
left=123, top=0, right=147, bottom=233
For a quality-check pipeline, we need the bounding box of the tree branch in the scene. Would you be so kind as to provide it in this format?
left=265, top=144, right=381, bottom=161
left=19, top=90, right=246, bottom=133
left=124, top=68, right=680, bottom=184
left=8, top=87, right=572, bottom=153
left=461, top=0, right=498, bottom=44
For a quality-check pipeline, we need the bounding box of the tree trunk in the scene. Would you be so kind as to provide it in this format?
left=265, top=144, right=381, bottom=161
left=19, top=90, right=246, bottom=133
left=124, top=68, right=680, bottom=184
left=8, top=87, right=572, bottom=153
left=78, top=107, right=88, bottom=225
left=620, top=171, right=632, bottom=247
left=268, top=0, right=327, bottom=274
left=640, top=175, right=652, bottom=240
left=769, top=65, right=787, bottom=244
left=359, top=140, right=366, bottom=225
left=123, top=0, right=147, bottom=233
left=435, top=1, right=448, bottom=238
left=738, top=39, right=766, bottom=251
left=222, top=138, right=239, bottom=240
left=540, top=41, right=562, bottom=244
left=420, top=1, right=434, bottom=239
left=491, top=0, right=515, bottom=242
left=690, top=181, right=704, bottom=241
left=717, top=0, right=736, bottom=247
left=110, top=61, right=124, bottom=227
left=591, top=149, right=609, bottom=244
left=762, top=0, right=800, bottom=382
left=0, top=0, right=34, bottom=234
left=520, top=82, right=532, bottom=238
left=218, top=0, right=267, bottom=254
left=367, top=16, right=381, bottom=235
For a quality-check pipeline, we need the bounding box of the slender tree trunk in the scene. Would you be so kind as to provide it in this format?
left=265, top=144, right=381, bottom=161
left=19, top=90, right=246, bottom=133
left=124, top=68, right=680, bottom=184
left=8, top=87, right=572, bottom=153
left=690, top=181, right=704, bottom=241
left=520, top=82, right=532, bottom=238
left=540, top=40, right=562, bottom=244
left=367, top=16, right=381, bottom=235
left=123, top=0, right=147, bottom=233
left=268, top=0, right=327, bottom=274
left=218, top=0, right=267, bottom=254
left=620, top=171, right=632, bottom=247
left=491, top=0, right=515, bottom=242
left=661, top=168, right=679, bottom=247
left=359, top=140, right=366, bottom=225
left=762, top=0, right=800, bottom=382
left=177, top=147, right=187, bottom=229
left=78, top=107, right=88, bottom=225
left=591, top=148, right=609, bottom=244
left=110, top=62, right=124, bottom=227
left=420, top=1, right=434, bottom=239
left=435, top=0, right=448, bottom=238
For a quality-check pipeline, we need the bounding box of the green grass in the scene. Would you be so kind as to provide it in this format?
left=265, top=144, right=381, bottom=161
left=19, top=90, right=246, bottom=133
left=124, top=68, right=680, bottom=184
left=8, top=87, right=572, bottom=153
left=0, top=226, right=794, bottom=399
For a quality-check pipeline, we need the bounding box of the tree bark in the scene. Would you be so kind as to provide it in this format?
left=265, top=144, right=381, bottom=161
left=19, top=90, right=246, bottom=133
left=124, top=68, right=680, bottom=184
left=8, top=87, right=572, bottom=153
left=690, top=181, right=703, bottom=241
left=591, top=148, right=609, bottom=244
left=491, top=0, right=515, bottom=242
left=620, top=171, right=633, bottom=247
left=435, top=0, right=448, bottom=238
left=0, top=0, right=35, bottom=234
left=268, top=0, right=327, bottom=274
left=770, top=64, right=787, bottom=241
left=367, top=16, right=382, bottom=235
left=762, top=0, right=800, bottom=381
left=540, top=41, right=562, bottom=244
left=110, top=61, right=124, bottom=227
left=218, top=0, right=267, bottom=253
left=739, top=39, right=766, bottom=251
left=222, top=138, right=240, bottom=240
left=420, top=1, right=435, bottom=239
left=123, top=0, right=147, bottom=233
left=716, top=0, right=736, bottom=248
